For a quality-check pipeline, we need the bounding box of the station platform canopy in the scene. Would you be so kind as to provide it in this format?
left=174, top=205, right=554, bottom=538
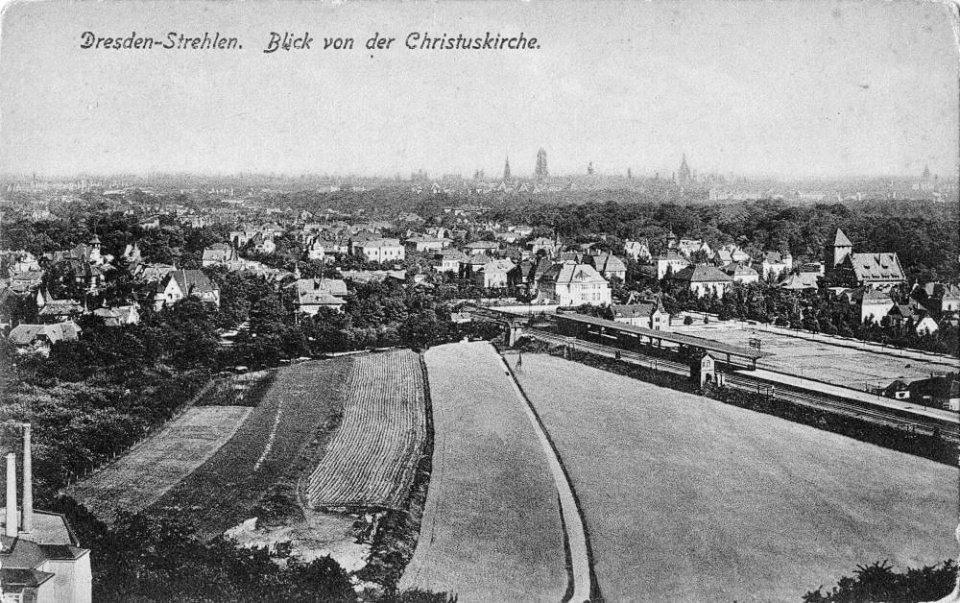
left=555, top=313, right=765, bottom=362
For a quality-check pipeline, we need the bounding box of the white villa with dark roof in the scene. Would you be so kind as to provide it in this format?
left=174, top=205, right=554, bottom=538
left=153, top=270, right=221, bottom=310
left=537, top=261, right=611, bottom=306
left=354, top=239, right=405, bottom=263
left=669, top=265, right=733, bottom=298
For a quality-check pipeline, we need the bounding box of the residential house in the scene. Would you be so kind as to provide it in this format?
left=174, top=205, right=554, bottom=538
left=251, top=233, right=276, bottom=255
left=887, top=305, right=938, bottom=335
left=463, top=241, right=500, bottom=256
left=720, top=262, right=760, bottom=284
left=304, top=239, right=326, bottom=261
left=354, top=239, right=405, bottom=263
left=842, top=288, right=895, bottom=323
left=611, top=298, right=670, bottom=330
left=405, top=236, right=451, bottom=253
left=834, top=253, right=906, bottom=289
left=824, top=228, right=905, bottom=288
left=339, top=270, right=407, bottom=284
left=8, top=271, right=44, bottom=295
left=537, top=261, right=611, bottom=306
left=755, top=251, right=793, bottom=281
left=779, top=272, right=819, bottom=291
left=8, top=321, right=81, bottom=356
left=133, top=263, right=176, bottom=284
left=91, top=304, right=140, bottom=327
left=623, top=240, right=651, bottom=263
left=4, top=251, right=41, bottom=275
left=587, top=254, right=628, bottom=281
left=467, top=258, right=515, bottom=289
left=153, top=270, right=220, bottom=310
left=138, top=216, right=161, bottom=230
left=528, top=237, right=562, bottom=258
left=35, top=289, right=83, bottom=323
left=715, top=244, right=751, bottom=265
left=919, top=283, right=960, bottom=315
left=654, top=251, right=691, bottom=280
left=291, top=278, right=348, bottom=315
left=431, top=249, right=468, bottom=274
left=674, top=238, right=712, bottom=260
left=669, top=265, right=733, bottom=298
left=201, top=243, right=240, bottom=268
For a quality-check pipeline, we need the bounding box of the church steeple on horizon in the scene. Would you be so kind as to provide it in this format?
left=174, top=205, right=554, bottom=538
left=504, top=155, right=511, bottom=181
left=677, top=153, right=692, bottom=186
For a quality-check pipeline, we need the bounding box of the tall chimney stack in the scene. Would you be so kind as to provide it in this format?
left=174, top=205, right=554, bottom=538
left=21, top=424, right=32, bottom=534
left=5, top=452, right=17, bottom=538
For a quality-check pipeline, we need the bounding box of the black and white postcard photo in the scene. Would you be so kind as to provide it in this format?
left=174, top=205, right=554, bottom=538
left=0, top=0, right=957, bottom=601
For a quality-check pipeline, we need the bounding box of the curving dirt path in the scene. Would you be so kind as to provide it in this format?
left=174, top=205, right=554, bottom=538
left=501, top=352, right=594, bottom=602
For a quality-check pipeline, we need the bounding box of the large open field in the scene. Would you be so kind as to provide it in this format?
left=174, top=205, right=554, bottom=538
left=676, top=321, right=959, bottom=390
left=64, top=405, right=252, bottom=523
left=149, top=358, right=352, bottom=536
left=306, top=350, right=427, bottom=509
left=511, top=352, right=958, bottom=602
left=399, top=342, right=568, bottom=602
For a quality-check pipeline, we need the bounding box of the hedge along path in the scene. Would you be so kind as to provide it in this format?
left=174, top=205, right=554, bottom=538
left=306, top=349, right=427, bottom=509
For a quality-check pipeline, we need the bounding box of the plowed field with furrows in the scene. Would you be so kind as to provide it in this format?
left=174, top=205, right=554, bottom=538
left=149, top=358, right=352, bottom=536
left=306, top=350, right=427, bottom=509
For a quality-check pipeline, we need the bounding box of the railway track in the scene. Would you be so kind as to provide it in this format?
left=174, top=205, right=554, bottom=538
left=523, top=329, right=959, bottom=442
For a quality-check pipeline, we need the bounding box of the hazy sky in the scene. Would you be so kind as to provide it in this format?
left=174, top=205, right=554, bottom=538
left=0, top=0, right=957, bottom=179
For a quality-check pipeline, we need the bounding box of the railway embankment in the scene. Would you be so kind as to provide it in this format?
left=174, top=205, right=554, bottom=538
left=515, top=336, right=957, bottom=466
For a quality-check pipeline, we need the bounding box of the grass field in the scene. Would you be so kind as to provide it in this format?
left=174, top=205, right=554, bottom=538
left=65, top=406, right=252, bottom=524
left=676, top=321, right=959, bottom=390
left=149, top=358, right=353, bottom=537
left=399, top=342, right=568, bottom=602
left=510, top=352, right=959, bottom=602
left=306, top=350, right=427, bottom=509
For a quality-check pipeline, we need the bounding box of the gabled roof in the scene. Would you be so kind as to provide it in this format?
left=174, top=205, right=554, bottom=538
left=671, top=265, right=733, bottom=283
left=656, top=250, right=687, bottom=262
left=479, top=258, right=515, bottom=272
left=356, top=238, right=402, bottom=248
left=847, top=253, right=905, bottom=283
left=720, top=262, right=758, bottom=277
left=292, top=278, right=348, bottom=298
left=762, top=251, right=791, bottom=263
left=541, top=261, right=607, bottom=285
left=159, top=269, right=218, bottom=295
left=435, top=249, right=469, bottom=261
left=8, top=321, right=81, bottom=345
left=202, top=244, right=238, bottom=262
left=779, top=273, right=818, bottom=290
left=590, top=253, right=627, bottom=274
left=612, top=299, right=665, bottom=319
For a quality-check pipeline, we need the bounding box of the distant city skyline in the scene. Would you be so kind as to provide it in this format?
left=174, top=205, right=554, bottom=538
left=1, top=1, right=957, bottom=180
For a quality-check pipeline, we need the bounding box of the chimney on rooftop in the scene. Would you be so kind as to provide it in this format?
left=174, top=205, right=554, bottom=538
left=5, top=452, right=16, bottom=538
left=21, top=424, right=32, bottom=534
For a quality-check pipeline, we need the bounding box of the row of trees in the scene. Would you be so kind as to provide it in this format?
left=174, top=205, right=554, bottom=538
left=484, top=198, right=960, bottom=282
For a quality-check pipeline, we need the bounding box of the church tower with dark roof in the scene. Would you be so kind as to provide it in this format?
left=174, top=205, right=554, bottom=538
left=824, top=227, right=854, bottom=279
